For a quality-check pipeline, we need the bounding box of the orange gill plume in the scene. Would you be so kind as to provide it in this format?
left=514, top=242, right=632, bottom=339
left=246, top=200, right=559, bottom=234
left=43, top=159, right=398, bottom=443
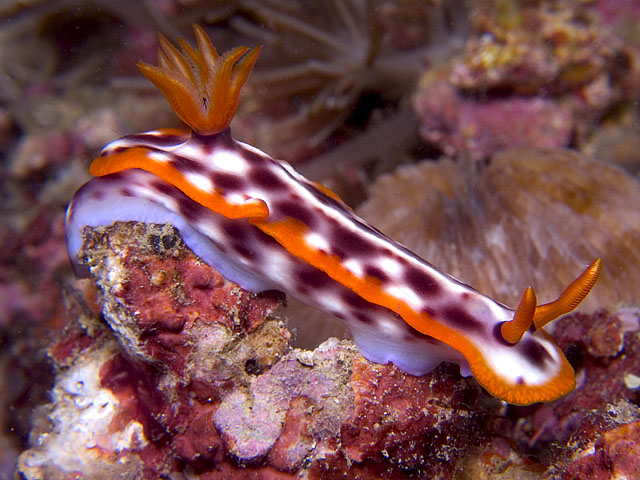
left=136, top=24, right=261, bottom=135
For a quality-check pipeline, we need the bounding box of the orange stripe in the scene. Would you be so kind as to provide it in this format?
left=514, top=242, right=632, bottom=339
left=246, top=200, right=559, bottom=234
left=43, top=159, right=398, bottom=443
left=251, top=216, right=575, bottom=405
left=89, top=148, right=269, bottom=220
left=311, top=181, right=351, bottom=207
left=153, top=128, right=191, bottom=136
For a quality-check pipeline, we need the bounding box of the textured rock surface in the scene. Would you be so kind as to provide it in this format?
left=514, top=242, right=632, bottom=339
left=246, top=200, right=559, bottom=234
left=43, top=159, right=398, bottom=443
left=16, top=222, right=640, bottom=479
left=516, top=309, right=640, bottom=480
left=450, top=308, right=640, bottom=480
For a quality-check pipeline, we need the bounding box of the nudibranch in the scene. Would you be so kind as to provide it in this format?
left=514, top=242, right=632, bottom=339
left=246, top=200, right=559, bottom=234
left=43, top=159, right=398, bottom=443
left=66, top=25, right=602, bottom=405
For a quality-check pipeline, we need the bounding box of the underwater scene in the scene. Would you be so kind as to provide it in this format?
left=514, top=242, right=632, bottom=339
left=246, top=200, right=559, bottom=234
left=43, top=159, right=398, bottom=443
left=1, top=1, right=640, bottom=478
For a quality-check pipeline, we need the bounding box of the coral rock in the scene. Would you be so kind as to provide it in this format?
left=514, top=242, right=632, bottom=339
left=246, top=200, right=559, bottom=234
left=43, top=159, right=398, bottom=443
left=18, top=221, right=500, bottom=479
left=340, top=358, right=494, bottom=475
left=78, top=222, right=288, bottom=379
left=509, top=308, right=640, bottom=478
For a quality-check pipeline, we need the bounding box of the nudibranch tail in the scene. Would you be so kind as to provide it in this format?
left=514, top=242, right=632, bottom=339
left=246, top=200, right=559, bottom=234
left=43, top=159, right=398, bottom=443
left=532, top=258, right=602, bottom=329
left=501, top=286, right=536, bottom=344
left=137, top=24, right=261, bottom=135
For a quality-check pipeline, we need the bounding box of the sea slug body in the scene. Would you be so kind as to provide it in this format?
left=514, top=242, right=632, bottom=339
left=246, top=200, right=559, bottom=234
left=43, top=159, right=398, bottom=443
left=66, top=25, right=601, bottom=405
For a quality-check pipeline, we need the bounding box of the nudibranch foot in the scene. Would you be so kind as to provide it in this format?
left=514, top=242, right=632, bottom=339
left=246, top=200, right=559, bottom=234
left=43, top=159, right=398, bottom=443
left=349, top=321, right=472, bottom=378
left=65, top=25, right=602, bottom=405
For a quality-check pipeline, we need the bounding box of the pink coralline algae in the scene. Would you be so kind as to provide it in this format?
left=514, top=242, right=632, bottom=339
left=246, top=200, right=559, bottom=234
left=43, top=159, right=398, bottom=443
left=0, top=210, right=70, bottom=329
left=557, top=419, right=640, bottom=480
left=522, top=309, right=640, bottom=439
left=513, top=308, right=640, bottom=479
left=445, top=308, right=640, bottom=480
left=413, top=80, right=572, bottom=159
left=18, top=221, right=499, bottom=479
left=412, top=1, right=640, bottom=160
left=15, top=220, right=640, bottom=479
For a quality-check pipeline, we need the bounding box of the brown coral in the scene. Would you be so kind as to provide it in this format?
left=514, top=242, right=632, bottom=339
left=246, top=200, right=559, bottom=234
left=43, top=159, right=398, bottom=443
left=357, top=148, right=640, bottom=311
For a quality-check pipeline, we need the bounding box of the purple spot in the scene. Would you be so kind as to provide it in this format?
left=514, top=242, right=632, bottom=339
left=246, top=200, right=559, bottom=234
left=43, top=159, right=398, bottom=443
left=403, top=331, right=423, bottom=342
left=440, top=306, right=483, bottom=332
left=211, top=172, right=244, bottom=191
left=521, top=339, right=551, bottom=366
left=105, top=172, right=124, bottom=181
left=152, top=180, right=180, bottom=197
left=120, top=188, right=134, bottom=197
left=250, top=168, right=287, bottom=190
left=274, top=200, right=315, bottom=227
left=332, top=247, right=346, bottom=261
left=192, top=129, right=233, bottom=153
left=110, top=146, right=128, bottom=155
left=423, top=307, right=436, bottom=317
left=254, top=229, right=282, bottom=248
left=169, top=154, right=203, bottom=173
left=126, top=133, right=188, bottom=147
left=232, top=242, right=257, bottom=260
left=296, top=267, right=332, bottom=289
left=342, top=290, right=373, bottom=310
left=177, top=198, right=202, bottom=221
left=364, top=265, right=389, bottom=283
left=330, top=225, right=370, bottom=257
left=404, top=267, right=441, bottom=296
left=493, top=323, right=513, bottom=347
left=354, top=312, right=373, bottom=324
left=221, top=221, right=249, bottom=242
